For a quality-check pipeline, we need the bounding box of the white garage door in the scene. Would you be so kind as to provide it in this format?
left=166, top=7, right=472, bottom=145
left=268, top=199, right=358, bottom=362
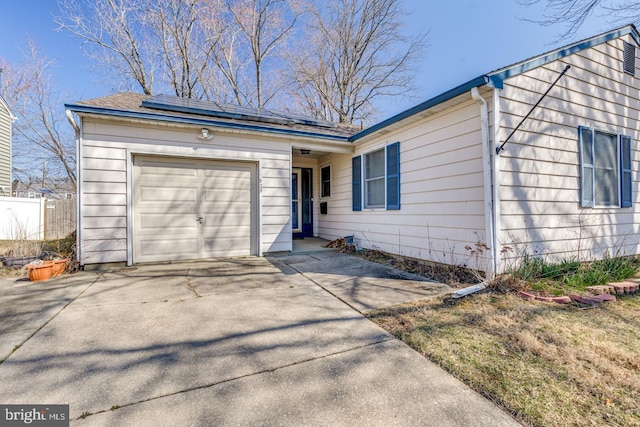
left=133, top=156, right=256, bottom=263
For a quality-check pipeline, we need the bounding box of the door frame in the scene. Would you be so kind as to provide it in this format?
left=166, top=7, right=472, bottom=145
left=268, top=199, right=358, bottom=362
left=292, top=167, right=313, bottom=238
left=292, top=168, right=302, bottom=233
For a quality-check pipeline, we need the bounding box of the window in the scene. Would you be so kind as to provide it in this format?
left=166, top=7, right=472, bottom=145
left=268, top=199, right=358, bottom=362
left=579, top=126, right=632, bottom=207
left=321, top=165, right=331, bottom=198
left=365, top=149, right=385, bottom=208
left=352, top=142, right=400, bottom=211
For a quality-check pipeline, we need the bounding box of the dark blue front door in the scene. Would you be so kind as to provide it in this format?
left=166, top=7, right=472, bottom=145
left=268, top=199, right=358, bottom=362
left=292, top=168, right=313, bottom=238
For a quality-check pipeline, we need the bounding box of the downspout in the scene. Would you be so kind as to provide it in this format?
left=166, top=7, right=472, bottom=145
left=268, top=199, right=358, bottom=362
left=492, top=89, right=502, bottom=275
left=471, top=87, right=496, bottom=279
left=66, top=110, right=82, bottom=267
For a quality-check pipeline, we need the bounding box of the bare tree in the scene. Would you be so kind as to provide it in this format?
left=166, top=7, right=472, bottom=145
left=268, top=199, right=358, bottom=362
left=56, top=0, right=157, bottom=94
left=149, top=0, right=219, bottom=98
left=56, top=0, right=302, bottom=107
left=1, top=42, right=76, bottom=191
left=218, top=0, right=302, bottom=108
left=289, top=0, right=427, bottom=124
left=518, top=0, right=640, bottom=41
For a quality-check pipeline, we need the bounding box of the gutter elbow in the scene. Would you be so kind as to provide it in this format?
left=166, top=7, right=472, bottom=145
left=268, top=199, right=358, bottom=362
left=471, top=87, right=486, bottom=106
left=66, top=109, right=80, bottom=134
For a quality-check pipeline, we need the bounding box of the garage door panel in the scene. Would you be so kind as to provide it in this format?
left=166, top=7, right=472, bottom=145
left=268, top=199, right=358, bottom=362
left=138, top=186, right=199, bottom=203
left=138, top=213, right=199, bottom=230
left=202, top=212, right=251, bottom=225
left=202, top=189, right=252, bottom=204
left=139, top=238, right=199, bottom=258
left=134, top=156, right=256, bottom=263
left=201, top=224, right=251, bottom=235
left=202, top=167, right=252, bottom=178
left=136, top=158, right=199, bottom=175
left=203, top=236, right=251, bottom=255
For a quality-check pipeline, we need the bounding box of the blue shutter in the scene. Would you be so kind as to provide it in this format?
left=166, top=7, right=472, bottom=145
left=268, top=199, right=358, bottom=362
left=621, top=135, right=633, bottom=207
left=352, top=156, right=362, bottom=211
left=386, top=142, right=400, bottom=210
left=579, top=126, right=594, bottom=207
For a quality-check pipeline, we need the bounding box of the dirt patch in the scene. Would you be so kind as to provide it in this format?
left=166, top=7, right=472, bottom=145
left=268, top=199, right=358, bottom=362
left=325, top=238, right=481, bottom=287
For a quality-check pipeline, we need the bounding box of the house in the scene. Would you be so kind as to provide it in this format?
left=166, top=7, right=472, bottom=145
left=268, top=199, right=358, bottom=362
left=0, top=94, right=16, bottom=197
left=66, top=24, right=640, bottom=277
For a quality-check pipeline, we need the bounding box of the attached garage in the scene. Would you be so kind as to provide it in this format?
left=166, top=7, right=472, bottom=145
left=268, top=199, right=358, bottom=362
left=66, top=92, right=354, bottom=267
left=133, top=156, right=257, bottom=263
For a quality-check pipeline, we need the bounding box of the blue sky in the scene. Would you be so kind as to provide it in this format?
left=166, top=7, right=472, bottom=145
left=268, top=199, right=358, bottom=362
left=0, top=0, right=614, bottom=121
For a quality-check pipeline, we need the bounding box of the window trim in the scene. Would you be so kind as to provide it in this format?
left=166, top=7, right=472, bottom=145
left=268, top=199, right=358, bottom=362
left=363, top=147, right=386, bottom=209
left=579, top=126, right=632, bottom=208
left=320, top=164, right=331, bottom=198
left=352, top=142, right=400, bottom=211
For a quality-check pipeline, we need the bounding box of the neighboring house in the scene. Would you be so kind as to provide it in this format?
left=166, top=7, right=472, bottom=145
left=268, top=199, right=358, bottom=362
left=66, top=24, right=640, bottom=277
left=0, top=94, right=16, bottom=197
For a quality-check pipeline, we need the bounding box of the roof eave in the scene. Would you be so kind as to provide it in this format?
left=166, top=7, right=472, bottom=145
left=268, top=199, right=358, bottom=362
left=488, top=24, right=640, bottom=88
left=65, top=103, right=352, bottom=143
left=349, top=75, right=489, bottom=142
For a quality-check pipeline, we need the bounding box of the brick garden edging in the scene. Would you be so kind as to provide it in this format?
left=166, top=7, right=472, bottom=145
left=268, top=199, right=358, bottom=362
left=518, top=279, right=640, bottom=305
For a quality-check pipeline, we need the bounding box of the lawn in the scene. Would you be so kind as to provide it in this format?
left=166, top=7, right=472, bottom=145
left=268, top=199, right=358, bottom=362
left=368, top=292, right=640, bottom=427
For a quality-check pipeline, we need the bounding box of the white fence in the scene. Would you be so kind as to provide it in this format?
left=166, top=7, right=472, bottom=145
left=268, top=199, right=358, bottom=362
left=0, top=196, right=45, bottom=240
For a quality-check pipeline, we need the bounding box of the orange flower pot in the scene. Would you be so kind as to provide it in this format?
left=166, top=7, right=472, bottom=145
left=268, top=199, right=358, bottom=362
left=27, top=263, right=54, bottom=282
left=51, top=259, right=68, bottom=276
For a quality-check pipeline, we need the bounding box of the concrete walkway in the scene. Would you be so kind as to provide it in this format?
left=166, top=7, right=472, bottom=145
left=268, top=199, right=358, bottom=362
left=0, top=254, right=520, bottom=426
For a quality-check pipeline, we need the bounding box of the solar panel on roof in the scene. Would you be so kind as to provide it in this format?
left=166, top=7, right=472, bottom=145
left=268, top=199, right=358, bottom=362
left=141, top=94, right=336, bottom=128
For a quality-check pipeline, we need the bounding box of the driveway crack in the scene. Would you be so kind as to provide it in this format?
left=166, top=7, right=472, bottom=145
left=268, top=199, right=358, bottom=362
left=1, top=273, right=103, bottom=363
left=75, top=337, right=395, bottom=421
left=185, top=268, right=200, bottom=298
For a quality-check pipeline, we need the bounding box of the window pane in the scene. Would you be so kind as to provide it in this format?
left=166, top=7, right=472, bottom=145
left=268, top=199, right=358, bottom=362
left=594, top=132, right=616, bottom=169
left=595, top=169, right=618, bottom=205
left=366, top=178, right=385, bottom=207
left=622, top=137, right=631, bottom=169
left=365, top=149, right=385, bottom=179
left=292, top=174, right=298, bottom=199
left=580, top=127, right=593, bottom=164
left=594, top=131, right=618, bottom=206
left=321, top=166, right=330, bottom=197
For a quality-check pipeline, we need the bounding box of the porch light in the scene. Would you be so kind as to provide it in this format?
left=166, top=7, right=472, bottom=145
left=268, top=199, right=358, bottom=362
left=300, top=149, right=311, bottom=155
left=197, top=128, right=213, bottom=140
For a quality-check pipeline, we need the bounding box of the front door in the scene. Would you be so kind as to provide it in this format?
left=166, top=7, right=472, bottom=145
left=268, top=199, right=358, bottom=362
left=292, top=168, right=313, bottom=238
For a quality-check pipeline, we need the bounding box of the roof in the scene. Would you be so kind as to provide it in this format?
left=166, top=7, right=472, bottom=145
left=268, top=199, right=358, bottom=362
left=66, top=93, right=358, bottom=141
left=350, top=24, right=640, bottom=142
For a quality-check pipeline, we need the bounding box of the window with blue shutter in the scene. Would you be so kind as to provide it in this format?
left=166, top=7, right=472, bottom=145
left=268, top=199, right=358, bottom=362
left=386, top=142, right=400, bottom=210
left=352, top=156, right=362, bottom=211
left=621, top=135, right=632, bottom=207
left=579, top=126, right=632, bottom=208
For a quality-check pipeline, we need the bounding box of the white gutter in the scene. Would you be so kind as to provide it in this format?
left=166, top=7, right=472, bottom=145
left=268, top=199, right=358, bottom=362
left=471, top=87, right=496, bottom=279
left=66, top=110, right=82, bottom=266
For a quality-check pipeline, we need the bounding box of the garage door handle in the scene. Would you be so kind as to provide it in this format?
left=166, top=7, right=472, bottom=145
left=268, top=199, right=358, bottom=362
left=196, top=216, right=204, bottom=224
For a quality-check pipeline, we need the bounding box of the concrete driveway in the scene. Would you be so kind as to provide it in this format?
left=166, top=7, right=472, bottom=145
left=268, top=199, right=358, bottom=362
left=0, top=252, right=519, bottom=426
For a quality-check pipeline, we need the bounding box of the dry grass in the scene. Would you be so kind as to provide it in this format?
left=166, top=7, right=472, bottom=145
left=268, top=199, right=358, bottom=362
left=368, top=293, right=640, bottom=427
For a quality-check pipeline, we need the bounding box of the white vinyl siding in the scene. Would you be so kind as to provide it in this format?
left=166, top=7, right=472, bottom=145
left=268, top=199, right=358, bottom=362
left=498, top=35, right=640, bottom=265
left=319, top=98, right=488, bottom=271
left=79, top=119, right=291, bottom=265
